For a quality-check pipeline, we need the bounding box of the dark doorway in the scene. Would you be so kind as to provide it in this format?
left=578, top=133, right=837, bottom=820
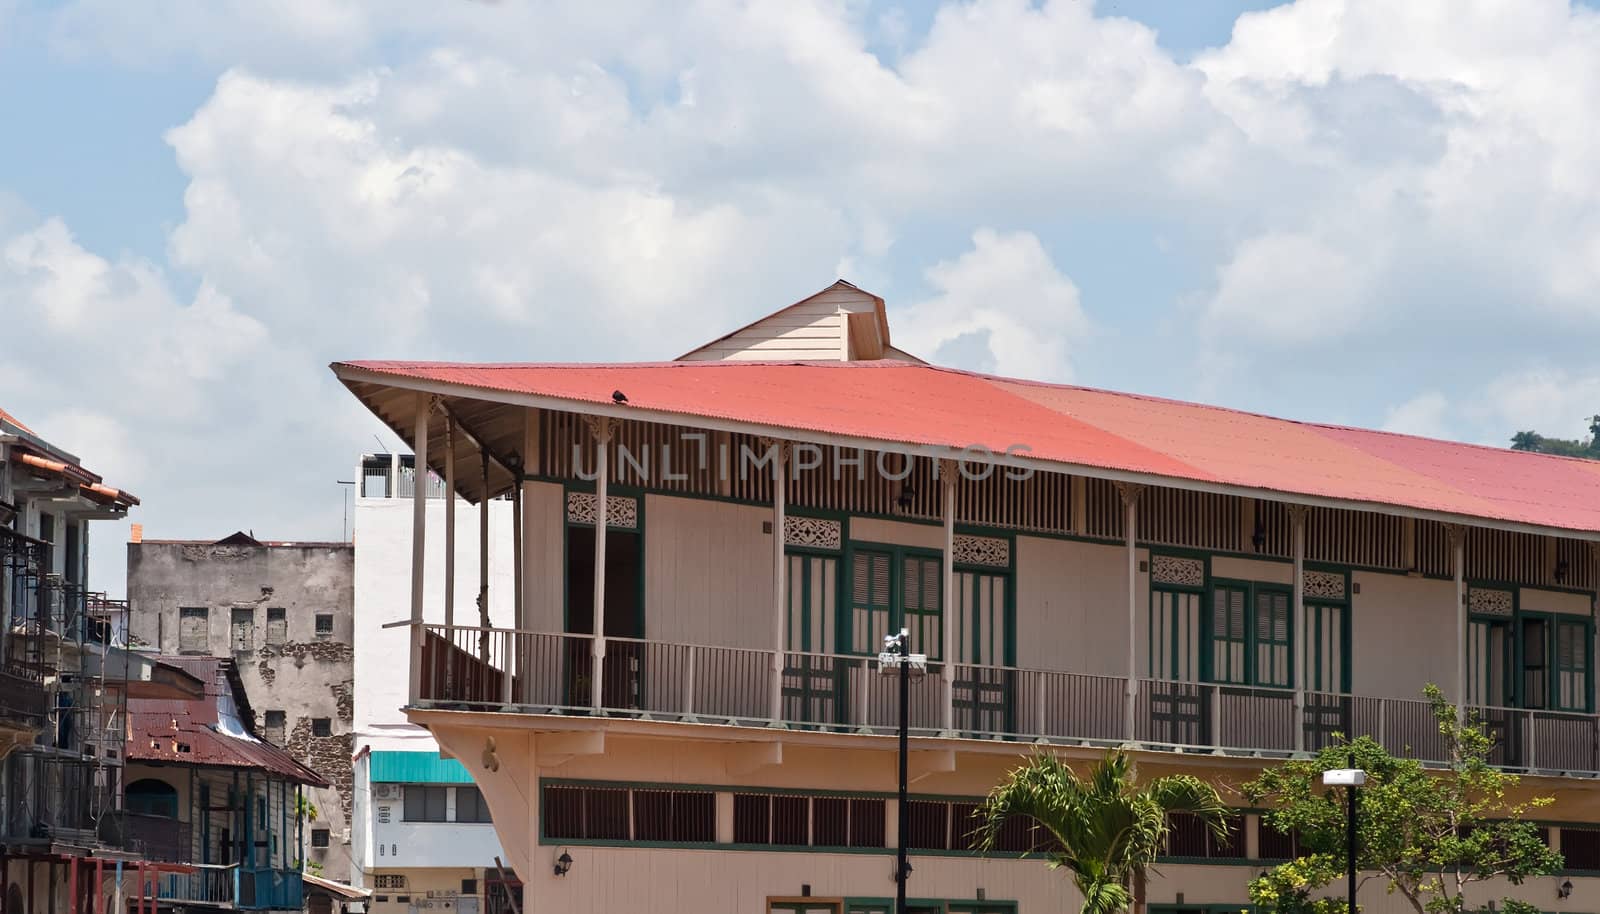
left=565, top=525, right=643, bottom=710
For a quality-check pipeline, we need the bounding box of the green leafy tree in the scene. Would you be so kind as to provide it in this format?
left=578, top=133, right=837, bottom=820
left=971, top=749, right=1231, bottom=914
left=1245, top=685, right=1563, bottom=914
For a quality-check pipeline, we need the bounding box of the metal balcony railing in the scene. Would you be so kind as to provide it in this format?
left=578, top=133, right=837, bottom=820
left=0, top=664, right=47, bottom=731
left=155, top=864, right=304, bottom=911
left=411, top=624, right=1600, bottom=776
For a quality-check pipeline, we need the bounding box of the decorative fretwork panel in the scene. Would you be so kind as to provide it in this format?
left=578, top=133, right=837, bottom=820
left=565, top=493, right=639, bottom=529
left=1150, top=555, right=1205, bottom=588
left=1302, top=570, right=1346, bottom=601
left=1467, top=587, right=1514, bottom=617
left=951, top=535, right=1009, bottom=568
left=784, top=516, right=842, bottom=551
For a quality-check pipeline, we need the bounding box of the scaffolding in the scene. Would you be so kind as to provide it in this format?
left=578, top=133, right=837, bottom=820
left=0, top=533, right=133, bottom=851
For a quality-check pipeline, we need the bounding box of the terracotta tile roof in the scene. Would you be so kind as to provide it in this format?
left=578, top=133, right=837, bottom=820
left=334, top=359, right=1600, bottom=536
left=0, top=407, right=32, bottom=434
left=127, top=657, right=328, bottom=787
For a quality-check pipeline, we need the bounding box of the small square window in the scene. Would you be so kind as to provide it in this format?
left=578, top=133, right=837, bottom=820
left=403, top=786, right=448, bottom=822
left=315, top=614, right=334, bottom=637
left=311, top=828, right=330, bottom=848
left=312, top=718, right=332, bottom=738
left=266, top=608, right=287, bottom=646
left=455, top=786, right=492, bottom=823
left=179, top=607, right=209, bottom=654
left=263, top=710, right=285, bottom=745
left=460, top=879, right=477, bottom=895
left=230, top=607, right=254, bottom=652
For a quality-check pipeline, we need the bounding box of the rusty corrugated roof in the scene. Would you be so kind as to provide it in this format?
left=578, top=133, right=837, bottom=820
left=127, top=657, right=328, bottom=787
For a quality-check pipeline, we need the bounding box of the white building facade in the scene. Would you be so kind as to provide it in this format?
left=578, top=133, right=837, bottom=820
left=351, top=456, right=516, bottom=914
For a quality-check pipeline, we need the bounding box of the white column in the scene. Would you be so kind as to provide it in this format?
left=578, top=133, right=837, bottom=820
left=770, top=441, right=788, bottom=725
left=1452, top=524, right=1467, bottom=720
left=507, top=473, right=522, bottom=706
left=1117, top=482, right=1143, bottom=741
left=940, top=460, right=957, bottom=736
left=590, top=418, right=613, bottom=713
left=408, top=394, right=430, bottom=703
left=469, top=449, right=488, bottom=671
left=1290, top=505, right=1307, bottom=752
left=444, top=418, right=456, bottom=630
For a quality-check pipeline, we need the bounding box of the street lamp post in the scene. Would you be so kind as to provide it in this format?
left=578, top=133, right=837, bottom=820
left=882, top=628, right=926, bottom=914
left=1324, top=759, right=1367, bottom=914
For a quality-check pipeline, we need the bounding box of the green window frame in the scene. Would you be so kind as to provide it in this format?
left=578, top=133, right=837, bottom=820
left=844, top=543, right=943, bottom=660
left=1555, top=618, right=1591, bottom=713
left=1205, top=580, right=1293, bottom=689
left=1148, top=552, right=1207, bottom=682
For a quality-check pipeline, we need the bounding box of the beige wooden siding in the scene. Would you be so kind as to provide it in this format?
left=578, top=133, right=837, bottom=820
left=1521, top=586, right=1591, bottom=618
left=523, top=481, right=565, bottom=632
left=678, top=287, right=878, bottom=362
left=1211, top=555, right=1293, bottom=585
left=1013, top=536, right=1134, bottom=678
left=644, top=494, right=774, bottom=649
left=1351, top=571, right=1457, bottom=700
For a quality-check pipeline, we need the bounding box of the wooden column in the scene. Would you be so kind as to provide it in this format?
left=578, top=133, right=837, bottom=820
left=1450, top=524, right=1467, bottom=719
left=1289, top=504, right=1308, bottom=752
left=940, top=459, right=958, bottom=736
left=408, top=393, right=431, bottom=703
left=588, top=417, right=615, bottom=712
left=478, top=449, right=491, bottom=663
left=1116, top=482, right=1144, bottom=741
left=444, top=418, right=456, bottom=629
left=770, top=441, right=788, bottom=725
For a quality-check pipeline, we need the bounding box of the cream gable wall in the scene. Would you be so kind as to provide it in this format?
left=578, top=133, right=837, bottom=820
left=677, top=285, right=882, bottom=362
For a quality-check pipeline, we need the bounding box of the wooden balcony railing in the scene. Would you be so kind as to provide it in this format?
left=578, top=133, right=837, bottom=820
left=412, top=624, right=1600, bottom=776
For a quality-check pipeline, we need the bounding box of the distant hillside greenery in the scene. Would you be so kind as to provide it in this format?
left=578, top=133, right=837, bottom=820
left=1511, top=417, right=1600, bottom=459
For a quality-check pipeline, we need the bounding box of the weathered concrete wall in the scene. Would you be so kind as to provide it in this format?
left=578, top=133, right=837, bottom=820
left=126, top=540, right=355, bottom=882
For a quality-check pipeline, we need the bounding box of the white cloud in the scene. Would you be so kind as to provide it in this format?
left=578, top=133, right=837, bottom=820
left=1202, top=231, right=1377, bottom=345
left=9, top=0, right=1600, bottom=592
left=1477, top=370, right=1600, bottom=442
left=893, top=229, right=1089, bottom=382
left=1381, top=391, right=1453, bottom=440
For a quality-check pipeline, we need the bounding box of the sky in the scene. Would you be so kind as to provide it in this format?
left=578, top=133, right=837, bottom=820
left=4, top=0, right=1600, bottom=597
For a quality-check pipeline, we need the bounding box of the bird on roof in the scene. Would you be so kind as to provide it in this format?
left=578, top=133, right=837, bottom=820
left=612, top=390, right=628, bottom=404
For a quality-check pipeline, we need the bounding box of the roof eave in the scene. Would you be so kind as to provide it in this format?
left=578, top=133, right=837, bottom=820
left=330, top=361, right=1600, bottom=543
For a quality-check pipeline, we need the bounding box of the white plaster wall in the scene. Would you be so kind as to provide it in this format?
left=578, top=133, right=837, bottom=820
left=369, top=819, right=507, bottom=870
left=1014, top=536, right=1132, bottom=678
left=352, top=496, right=519, bottom=744
left=644, top=495, right=773, bottom=649
left=1352, top=571, right=1458, bottom=700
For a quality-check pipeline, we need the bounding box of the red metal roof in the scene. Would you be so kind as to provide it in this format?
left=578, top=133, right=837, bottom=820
left=334, top=359, right=1600, bottom=536
left=127, top=657, right=328, bottom=787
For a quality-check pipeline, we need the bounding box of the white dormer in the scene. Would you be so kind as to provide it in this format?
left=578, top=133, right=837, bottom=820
left=676, top=280, right=923, bottom=363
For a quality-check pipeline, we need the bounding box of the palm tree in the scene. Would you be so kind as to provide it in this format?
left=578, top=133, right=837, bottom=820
left=971, top=749, right=1230, bottom=914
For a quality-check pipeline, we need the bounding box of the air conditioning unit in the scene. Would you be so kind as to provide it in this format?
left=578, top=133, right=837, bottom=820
left=373, top=784, right=402, bottom=801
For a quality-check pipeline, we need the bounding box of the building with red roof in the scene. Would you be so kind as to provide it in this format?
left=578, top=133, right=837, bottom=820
left=335, top=281, right=1600, bottom=914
